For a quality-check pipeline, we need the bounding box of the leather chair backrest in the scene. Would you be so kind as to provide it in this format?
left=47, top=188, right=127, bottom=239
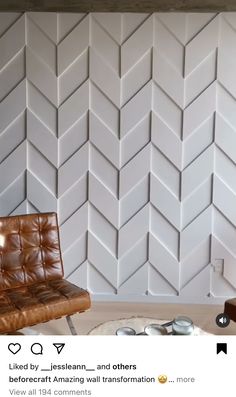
left=0, top=213, right=63, bottom=291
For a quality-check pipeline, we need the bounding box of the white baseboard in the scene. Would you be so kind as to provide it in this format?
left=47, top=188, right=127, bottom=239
left=91, top=293, right=230, bottom=305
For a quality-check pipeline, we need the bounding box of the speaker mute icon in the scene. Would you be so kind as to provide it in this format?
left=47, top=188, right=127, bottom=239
left=53, top=343, right=65, bottom=354
left=216, top=313, right=230, bottom=328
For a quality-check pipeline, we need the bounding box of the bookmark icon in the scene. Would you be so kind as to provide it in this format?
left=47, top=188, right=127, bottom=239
left=216, top=343, right=227, bottom=355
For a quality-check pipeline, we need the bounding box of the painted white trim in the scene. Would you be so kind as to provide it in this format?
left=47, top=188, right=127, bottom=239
left=91, top=293, right=229, bottom=305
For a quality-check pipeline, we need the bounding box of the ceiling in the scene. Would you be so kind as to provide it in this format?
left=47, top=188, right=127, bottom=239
left=1, top=0, right=236, bottom=13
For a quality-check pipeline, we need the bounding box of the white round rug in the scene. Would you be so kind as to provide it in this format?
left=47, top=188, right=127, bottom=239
left=88, top=317, right=211, bottom=335
left=8, top=328, right=42, bottom=335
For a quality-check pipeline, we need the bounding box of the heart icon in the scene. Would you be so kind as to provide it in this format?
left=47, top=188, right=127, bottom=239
left=8, top=343, right=21, bottom=355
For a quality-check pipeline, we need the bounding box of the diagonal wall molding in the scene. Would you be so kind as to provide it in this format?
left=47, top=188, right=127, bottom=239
left=0, top=12, right=236, bottom=303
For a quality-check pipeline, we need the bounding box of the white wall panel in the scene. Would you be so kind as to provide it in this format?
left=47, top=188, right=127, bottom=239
left=0, top=12, right=236, bottom=302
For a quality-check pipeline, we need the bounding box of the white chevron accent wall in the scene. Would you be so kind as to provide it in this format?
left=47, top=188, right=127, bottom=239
left=1, top=12, right=236, bottom=303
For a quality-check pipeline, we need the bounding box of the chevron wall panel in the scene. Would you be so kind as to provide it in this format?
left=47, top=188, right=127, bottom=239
left=1, top=12, right=236, bottom=303
left=0, top=14, right=26, bottom=217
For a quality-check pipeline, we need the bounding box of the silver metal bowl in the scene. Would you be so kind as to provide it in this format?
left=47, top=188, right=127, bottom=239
left=144, top=324, right=168, bottom=335
left=116, top=327, right=136, bottom=335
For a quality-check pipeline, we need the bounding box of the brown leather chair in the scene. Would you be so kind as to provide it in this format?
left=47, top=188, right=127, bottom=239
left=0, top=212, right=91, bottom=334
left=224, top=298, right=236, bottom=322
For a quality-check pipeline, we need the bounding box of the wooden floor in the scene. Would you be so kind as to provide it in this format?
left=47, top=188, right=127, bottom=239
left=25, top=302, right=236, bottom=335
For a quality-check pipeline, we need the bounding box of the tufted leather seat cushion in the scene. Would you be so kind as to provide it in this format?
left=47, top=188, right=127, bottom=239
left=0, top=212, right=63, bottom=289
left=0, top=279, right=90, bottom=333
left=0, top=213, right=90, bottom=334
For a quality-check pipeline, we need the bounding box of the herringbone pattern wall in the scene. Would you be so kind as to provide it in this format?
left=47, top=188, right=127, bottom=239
left=1, top=12, right=236, bottom=302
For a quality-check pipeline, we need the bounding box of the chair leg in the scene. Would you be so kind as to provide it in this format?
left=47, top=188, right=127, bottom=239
left=66, top=315, right=78, bottom=335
